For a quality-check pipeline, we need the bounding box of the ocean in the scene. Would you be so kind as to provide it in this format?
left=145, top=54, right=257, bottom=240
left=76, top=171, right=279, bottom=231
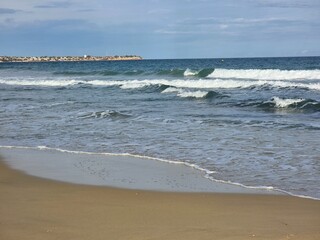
left=0, top=57, right=319, bottom=199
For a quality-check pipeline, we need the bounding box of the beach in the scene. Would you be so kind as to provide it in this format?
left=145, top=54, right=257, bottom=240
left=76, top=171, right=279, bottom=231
left=1, top=156, right=319, bottom=240
left=1, top=0, right=319, bottom=238
left=1, top=57, right=319, bottom=239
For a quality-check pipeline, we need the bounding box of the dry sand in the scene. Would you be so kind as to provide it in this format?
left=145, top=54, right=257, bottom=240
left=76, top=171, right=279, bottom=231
left=1, top=158, right=319, bottom=240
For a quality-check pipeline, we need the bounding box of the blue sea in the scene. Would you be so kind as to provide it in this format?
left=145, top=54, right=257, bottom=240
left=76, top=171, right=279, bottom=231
left=0, top=57, right=319, bottom=199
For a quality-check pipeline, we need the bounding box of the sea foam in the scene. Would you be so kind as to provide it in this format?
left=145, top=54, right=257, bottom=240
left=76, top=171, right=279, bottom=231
left=162, top=87, right=209, bottom=98
left=1, top=77, right=320, bottom=91
left=271, top=97, right=305, bottom=108
left=208, top=69, right=320, bottom=80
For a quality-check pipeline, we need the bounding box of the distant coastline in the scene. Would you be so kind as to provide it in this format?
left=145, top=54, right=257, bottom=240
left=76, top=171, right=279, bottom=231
left=0, top=55, right=142, bottom=63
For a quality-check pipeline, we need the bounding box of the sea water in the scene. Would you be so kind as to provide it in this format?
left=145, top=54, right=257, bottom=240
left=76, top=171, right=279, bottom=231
left=0, top=57, right=319, bottom=198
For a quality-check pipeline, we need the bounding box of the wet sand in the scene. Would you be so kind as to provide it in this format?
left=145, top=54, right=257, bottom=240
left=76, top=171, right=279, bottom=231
left=0, top=147, right=281, bottom=194
left=1, top=157, right=319, bottom=240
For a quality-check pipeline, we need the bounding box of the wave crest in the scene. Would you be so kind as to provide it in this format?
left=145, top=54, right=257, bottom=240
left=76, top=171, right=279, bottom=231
left=1, top=76, right=320, bottom=91
left=77, top=110, right=131, bottom=119
left=208, top=69, right=320, bottom=80
left=162, top=87, right=224, bottom=99
left=183, top=68, right=215, bottom=78
left=258, top=97, right=320, bottom=111
left=52, top=68, right=215, bottom=78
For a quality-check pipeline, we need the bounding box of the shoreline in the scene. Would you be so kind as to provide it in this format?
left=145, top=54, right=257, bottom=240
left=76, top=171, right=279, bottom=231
left=1, top=154, right=320, bottom=239
left=0, top=146, right=284, bottom=195
left=0, top=55, right=142, bottom=63
left=1, top=145, right=319, bottom=200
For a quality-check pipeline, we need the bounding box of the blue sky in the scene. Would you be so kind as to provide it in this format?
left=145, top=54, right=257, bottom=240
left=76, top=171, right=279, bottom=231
left=0, top=0, right=319, bottom=59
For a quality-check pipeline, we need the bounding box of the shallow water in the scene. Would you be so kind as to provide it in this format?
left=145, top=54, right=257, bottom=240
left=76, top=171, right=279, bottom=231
left=1, top=147, right=282, bottom=194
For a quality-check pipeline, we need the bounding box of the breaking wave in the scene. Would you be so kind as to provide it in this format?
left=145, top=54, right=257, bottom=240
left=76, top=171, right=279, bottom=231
left=183, top=68, right=215, bottom=78
left=162, top=87, right=224, bottom=99
left=1, top=78, right=319, bottom=91
left=53, top=68, right=215, bottom=78
left=77, top=110, right=131, bottom=119
left=257, top=97, right=320, bottom=111
left=208, top=69, right=320, bottom=80
left=271, top=97, right=305, bottom=108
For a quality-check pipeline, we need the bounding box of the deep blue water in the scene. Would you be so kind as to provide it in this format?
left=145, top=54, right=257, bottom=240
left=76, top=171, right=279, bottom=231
left=1, top=57, right=320, bottom=198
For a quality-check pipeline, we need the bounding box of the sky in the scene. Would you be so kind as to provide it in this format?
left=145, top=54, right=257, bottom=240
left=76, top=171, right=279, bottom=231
left=0, top=0, right=319, bottom=59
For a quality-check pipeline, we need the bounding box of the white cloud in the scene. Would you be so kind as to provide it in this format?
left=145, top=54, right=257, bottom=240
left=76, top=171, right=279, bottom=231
left=219, top=24, right=228, bottom=29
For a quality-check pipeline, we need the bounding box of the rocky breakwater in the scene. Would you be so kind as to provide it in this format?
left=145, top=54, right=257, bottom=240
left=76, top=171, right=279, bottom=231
left=0, top=55, right=142, bottom=62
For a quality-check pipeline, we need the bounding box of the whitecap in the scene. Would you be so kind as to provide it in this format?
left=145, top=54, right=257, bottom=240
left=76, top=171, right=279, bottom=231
left=183, top=68, right=198, bottom=76
left=162, top=87, right=209, bottom=98
left=208, top=69, right=320, bottom=81
left=271, top=97, right=305, bottom=108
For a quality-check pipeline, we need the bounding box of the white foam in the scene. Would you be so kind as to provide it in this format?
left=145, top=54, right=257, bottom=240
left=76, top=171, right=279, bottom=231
left=0, top=78, right=83, bottom=87
left=271, top=97, right=305, bottom=108
left=78, top=111, right=108, bottom=119
left=162, top=87, right=208, bottom=98
left=1, top=77, right=320, bottom=91
left=208, top=69, right=320, bottom=81
left=113, top=79, right=320, bottom=91
left=118, top=81, right=150, bottom=89
left=161, top=87, right=177, bottom=93
left=178, top=90, right=208, bottom=98
left=183, top=68, right=198, bottom=76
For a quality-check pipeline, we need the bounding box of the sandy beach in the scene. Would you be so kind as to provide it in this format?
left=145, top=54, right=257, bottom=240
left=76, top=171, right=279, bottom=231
left=1, top=157, right=319, bottom=240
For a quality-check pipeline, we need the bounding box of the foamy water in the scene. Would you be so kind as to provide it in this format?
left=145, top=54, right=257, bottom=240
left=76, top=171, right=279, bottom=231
left=1, top=77, right=320, bottom=91
left=208, top=68, right=320, bottom=80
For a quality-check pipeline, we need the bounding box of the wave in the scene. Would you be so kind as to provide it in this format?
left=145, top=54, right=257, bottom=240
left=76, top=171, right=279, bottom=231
left=133, top=84, right=171, bottom=93
left=0, top=79, right=82, bottom=87
left=3, top=68, right=320, bottom=81
left=156, top=69, right=185, bottom=77
left=53, top=70, right=145, bottom=76
left=77, top=110, right=131, bottom=119
left=257, top=97, right=320, bottom=111
left=208, top=69, right=320, bottom=80
left=271, top=97, right=305, bottom=108
left=183, top=68, right=215, bottom=78
left=91, top=79, right=320, bottom=91
left=1, top=78, right=320, bottom=91
left=52, top=68, right=215, bottom=78
left=162, top=87, right=224, bottom=99
left=163, top=87, right=209, bottom=99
